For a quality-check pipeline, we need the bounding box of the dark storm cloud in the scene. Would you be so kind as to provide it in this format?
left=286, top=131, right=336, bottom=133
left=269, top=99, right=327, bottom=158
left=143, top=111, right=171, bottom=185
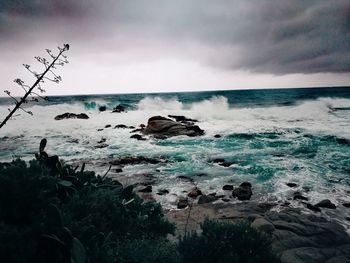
left=1, top=0, right=349, bottom=74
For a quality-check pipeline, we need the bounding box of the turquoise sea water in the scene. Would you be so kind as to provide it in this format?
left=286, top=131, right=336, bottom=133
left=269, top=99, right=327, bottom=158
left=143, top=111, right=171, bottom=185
left=0, top=87, right=350, bottom=222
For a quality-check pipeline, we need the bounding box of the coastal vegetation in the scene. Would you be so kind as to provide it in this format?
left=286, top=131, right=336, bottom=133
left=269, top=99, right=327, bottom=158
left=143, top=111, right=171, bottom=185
left=0, top=139, right=279, bottom=262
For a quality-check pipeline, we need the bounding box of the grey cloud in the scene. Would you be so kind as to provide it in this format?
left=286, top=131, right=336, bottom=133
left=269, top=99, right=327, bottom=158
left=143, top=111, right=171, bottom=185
left=0, top=0, right=349, bottom=75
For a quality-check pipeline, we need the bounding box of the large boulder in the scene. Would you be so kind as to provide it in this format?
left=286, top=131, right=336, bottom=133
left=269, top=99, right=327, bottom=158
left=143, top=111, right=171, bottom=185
left=54, top=113, right=89, bottom=120
left=232, top=182, right=253, bottom=200
left=143, top=116, right=204, bottom=138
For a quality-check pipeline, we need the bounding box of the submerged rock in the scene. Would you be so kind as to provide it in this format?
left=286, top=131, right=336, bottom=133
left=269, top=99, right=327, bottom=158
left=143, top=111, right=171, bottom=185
left=222, top=185, right=234, bottom=190
left=54, top=113, right=89, bottom=120
left=232, top=182, right=252, bottom=200
left=138, top=185, right=152, bottom=193
left=99, top=105, right=107, bottom=112
left=157, top=189, right=169, bottom=196
left=214, top=134, right=222, bottom=138
left=293, top=192, right=308, bottom=201
left=343, top=202, right=350, bottom=208
left=142, top=116, right=204, bottom=138
left=306, top=203, right=321, bottom=212
left=130, top=134, right=146, bottom=141
left=198, top=195, right=216, bottom=204
left=109, top=156, right=163, bottom=166
left=188, top=187, right=202, bottom=198
left=177, top=197, right=189, bottom=209
left=315, top=199, right=336, bottom=209
left=286, top=183, right=298, bottom=188
left=114, top=124, right=128, bottom=129
left=112, top=104, right=125, bottom=113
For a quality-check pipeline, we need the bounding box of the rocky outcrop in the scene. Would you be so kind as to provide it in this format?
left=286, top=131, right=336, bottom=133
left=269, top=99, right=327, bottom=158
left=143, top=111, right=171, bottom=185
left=232, top=182, right=252, bottom=200
left=109, top=156, right=164, bottom=166
left=198, top=195, right=216, bottom=204
left=188, top=187, right=202, bottom=198
left=112, top=105, right=125, bottom=113
left=54, top=113, right=89, bottom=120
left=315, top=199, right=336, bottom=209
left=142, top=116, right=204, bottom=138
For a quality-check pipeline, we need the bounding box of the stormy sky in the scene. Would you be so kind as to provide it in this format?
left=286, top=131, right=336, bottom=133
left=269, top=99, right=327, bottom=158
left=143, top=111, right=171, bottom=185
left=0, top=0, right=349, bottom=95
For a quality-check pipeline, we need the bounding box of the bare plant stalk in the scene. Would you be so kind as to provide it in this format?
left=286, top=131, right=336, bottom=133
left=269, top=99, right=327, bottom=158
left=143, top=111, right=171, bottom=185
left=0, top=44, right=70, bottom=130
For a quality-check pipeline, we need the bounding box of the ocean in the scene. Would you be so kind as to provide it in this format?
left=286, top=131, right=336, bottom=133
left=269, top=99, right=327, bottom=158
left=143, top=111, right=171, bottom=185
left=0, top=87, right=350, bottom=224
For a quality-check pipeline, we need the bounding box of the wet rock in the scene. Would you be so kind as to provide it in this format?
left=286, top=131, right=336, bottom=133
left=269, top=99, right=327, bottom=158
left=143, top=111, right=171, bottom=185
left=293, top=192, right=308, bottom=201
left=97, top=128, right=104, bottom=131
left=232, top=182, right=252, bottom=200
left=221, top=198, right=230, bottom=202
left=214, top=134, right=222, bottom=138
left=168, top=115, right=198, bottom=124
left=54, top=113, right=89, bottom=120
left=129, top=126, right=135, bottom=129
left=157, top=189, right=169, bottom=195
left=114, top=124, right=128, bottom=129
left=315, top=199, right=336, bottom=209
left=112, top=104, right=125, bottom=113
left=138, top=185, right=152, bottom=193
left=198, top=195, right=216, bottom=204
left=177, top=175, right=194, bottom=182
left=251, top=218, right=275, bottom=233
left=212, top=158, right=233, bottom=167
left=94, top=143, right=108, bottom=149
left=109, top=156, right=164, bottom=166
left=306, top=203, right=321, bottom=212
left=143, top=116, right=204, bottom=138
left=104, top=124, right=111, bottom=128
left=115, top=167, right=123, bottom=173
left=98, top=138, right=106, bottom=143
left=130, top=134, right=146, bottom=141
left=342, top=202, right=350, bottom=208
left=188, top=187, right=202, bottom=198
left=286, top=183, right=298, bottom=188
left=99, top=105, right=106, bottom=112
left=222, top=184, right=234, bottom=190
left=177, top=197, right=188, bottom=209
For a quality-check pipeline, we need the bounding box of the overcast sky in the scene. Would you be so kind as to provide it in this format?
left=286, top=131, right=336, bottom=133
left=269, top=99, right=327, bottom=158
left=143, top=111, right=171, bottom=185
left=1, top=0, right=349, bottom=96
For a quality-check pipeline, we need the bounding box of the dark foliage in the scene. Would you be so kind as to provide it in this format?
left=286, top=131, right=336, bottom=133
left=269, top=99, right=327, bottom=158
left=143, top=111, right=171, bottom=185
left=179, top=219, right=280, bottom=263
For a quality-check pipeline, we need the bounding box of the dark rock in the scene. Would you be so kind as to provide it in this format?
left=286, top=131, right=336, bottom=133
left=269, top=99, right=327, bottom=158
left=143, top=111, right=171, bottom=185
left=109, top=156, right=164, bottom=166
left=212, top=158, right=233, bottom=167
left=346, top=217, right=350, bottom=221
left=214, top=134, right=222, bottom=138
left=222, top=198, right=230, bottom=202
left=315, top=199, right=336, bottom=209
left=99, top=105, right=107, bottom=112
left=306, top=203, right=321, bottom=212
left=251, top=218, right=275, bottom=233
left=177, top=175, right=194, bottom=182
left=54, top=113, right=89, bottom=120
left=112, top=104, right=125, bottom=113
left=286, top=183, right=298, bottom=188
left=143, top=116, right=204, bottom=138
left=115, top=124, right=128, bottom=129
left=177, top=198, right=188, bottom=209
left=222, top=184, right=234, bottom=190
left=97, top=129, right=104, bottom=131
left=94, top=143, right=108, bottom=149
left=342, top=202, right=350, bottom=208
left=232, top=184, right=253, bottom=200
left=293, top=192, right=308, bottom=201
left=168, top=115, right=198, bottom=123
left=98, top=138, right=106, bottom=143
left=138, top=185, right=152, bottom=193
left=188, top=187, right=202, bottom=198
left=129, top=126, right=135, bottom=129
left=115, top=167, right=123, bottom=173
left=130, top=134, right=146, bottom=141
left=157, top=189, right=169, bottom=195
left=104, top=125, right=111, bottom=128
left=198, top=195, right=216, bottom=204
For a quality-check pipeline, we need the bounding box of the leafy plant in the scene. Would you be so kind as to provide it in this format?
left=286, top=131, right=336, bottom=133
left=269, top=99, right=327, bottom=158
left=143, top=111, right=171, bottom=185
left=179, top=219, right=280, bottom=263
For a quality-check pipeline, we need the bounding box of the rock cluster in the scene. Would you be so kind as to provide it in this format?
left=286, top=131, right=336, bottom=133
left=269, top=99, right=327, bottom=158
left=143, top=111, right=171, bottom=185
left=54, top=113, right=89, bottom=120
left=142, top=116, right=204, bottom=138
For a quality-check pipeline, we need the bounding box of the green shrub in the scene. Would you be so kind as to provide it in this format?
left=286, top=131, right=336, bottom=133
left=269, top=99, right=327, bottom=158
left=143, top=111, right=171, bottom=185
left=179, top=219, right=280, bottom=263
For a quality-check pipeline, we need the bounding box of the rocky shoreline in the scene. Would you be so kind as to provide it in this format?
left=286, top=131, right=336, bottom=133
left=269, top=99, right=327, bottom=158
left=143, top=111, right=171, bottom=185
left=164, top=202, right=350, bottom=263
